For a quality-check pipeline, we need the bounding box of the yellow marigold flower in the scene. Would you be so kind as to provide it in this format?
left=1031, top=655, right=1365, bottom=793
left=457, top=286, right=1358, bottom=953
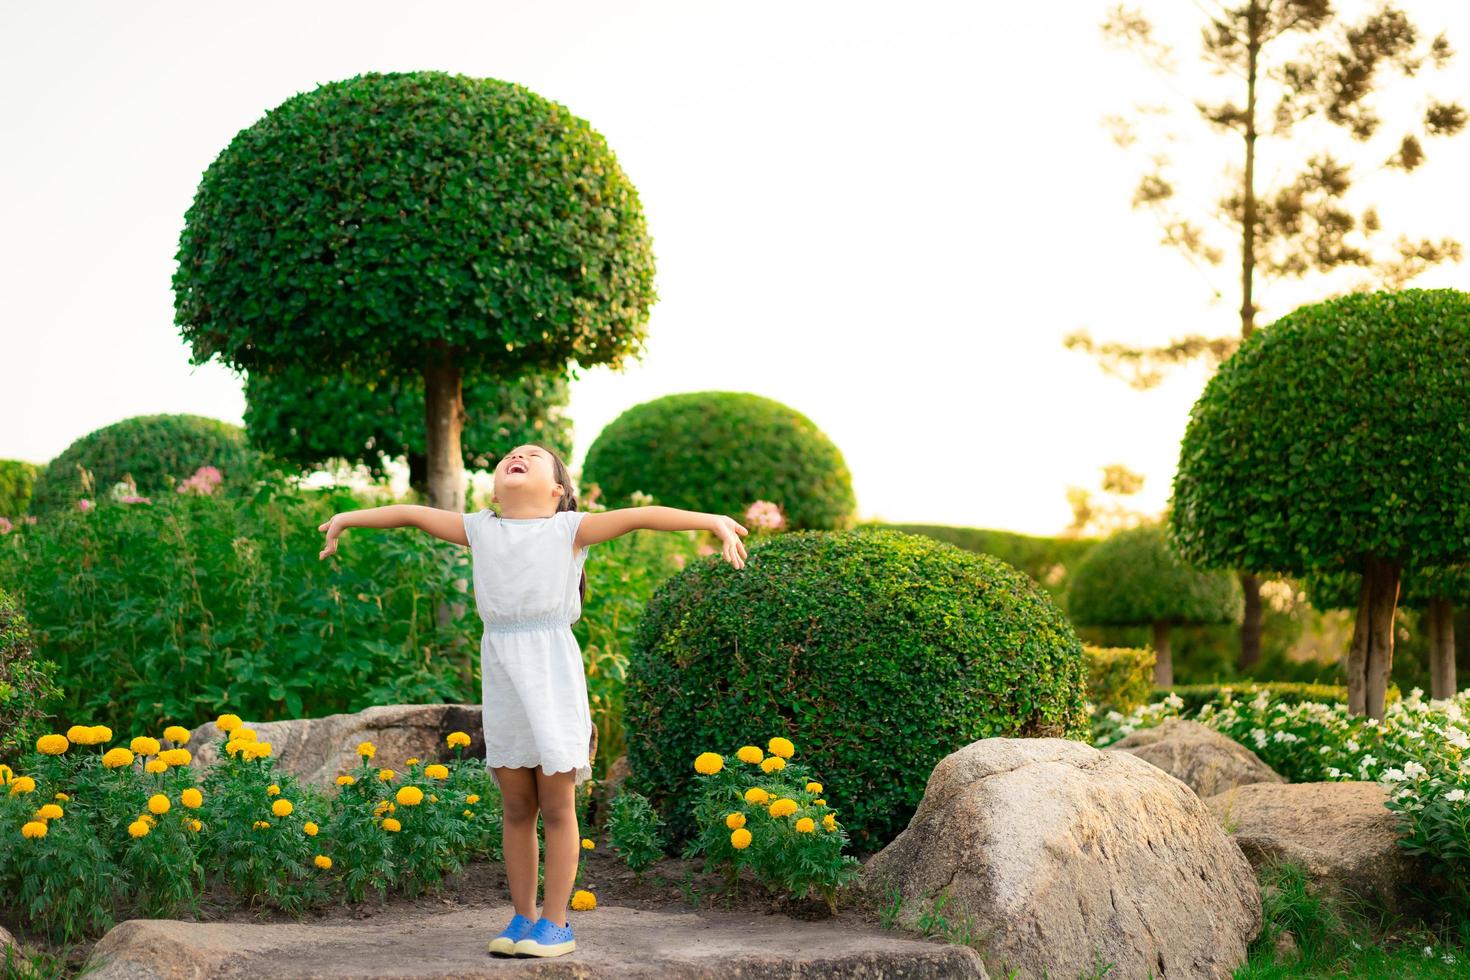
left=795, top=817, right=816, bottom=833
left=267, top=784, right=281, bottom=796
left=813, top=798, right=826, bottom=806
left=767, top=736, right=795, bottom=759
left=90, top=725, right=113, bottom=744
left=234, top=728, right=258, bottom=743
left=466, top=794, right=480, bottom=805
left=694, top=752, right=724, bottom=775
left=102, top=748, right=134, bottom=768
left=131, top=736, right=161, bottom=756
left=336, top=775, right=356, bottom=786
left=396, top=786, right=424, bottom=806
left=378, top=768, right=395, bottom=782
left=304, top=822, right=319, bottom=836
left=731, top=827, right=752, bottom=849
left=139, top=813, right=156, bottom=827
left=768, top=798, right=798, bottom=819
left=246, top=742, right=273, bottom=759
left=736, top=745, right=764, bottom=764
left=463, top=809, right=474, bottom=818
left=148, top=794, right=171, bottom=815
left=743, top=787, right=770, bottom=805
left=66, top=724, right=94, bottom=745
left=424, top=764, right=449, bottom=780
left=145, top=759, right=168, bottom=774
left=725, top=812, right=746, bottom=830
left=22, top=820, right=48, bottom=839
left=8, top=775, right=36, bottom=795
left=215, top=713, right=242, bottom=732
left=314, top=855, right=333, bottom=870
left=37, top=803, right=64, bottom=820
left=805, top=781, right=823, bottom=794
left=374, top=800, right=391, bottom=815
left=181, top=788, right=204, bottom=808
left=37, top=734, right=69, bottom=755
left=446, top=731, right=471, bottom=749
left=164, top=725, right=191, bottom=744
left=357, top=741, right=376, bottom=760
left=822, top=813, right=837, bottom=830
left=54, top=792, right=69, bottom=802
left=160, top=748, right=192, bottom=767
left=272, top=799, right=294, bottom=817
left=0, top=764, right=12, bottom=784
left=187, top=818, right=203, bottom=832
left=381, top=817, right=402, bottom=832
left=404, top=758, right=420, bottom=767
left=127, top=820, right=149, bottom=838
left=252, top=820, right=270, bottom=829
left=571, top=889, right=597, bottom=911
left=760, top=756, right=785, bottom=774
left=581, top=837, right=595, bottom=850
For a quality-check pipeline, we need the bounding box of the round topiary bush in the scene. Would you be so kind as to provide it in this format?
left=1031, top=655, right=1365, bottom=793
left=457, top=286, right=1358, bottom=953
left=623, top=528, right=1090, bottom=853
left=1065, top=524, right=1241, bottom=686
left=580, top=391, right=856, bottom=530
left=29, top=414, right=269, bottom=514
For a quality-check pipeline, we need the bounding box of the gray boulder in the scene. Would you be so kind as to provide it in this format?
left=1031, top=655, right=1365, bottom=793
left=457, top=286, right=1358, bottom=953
left=1106, top=718, right=1286, bottom=797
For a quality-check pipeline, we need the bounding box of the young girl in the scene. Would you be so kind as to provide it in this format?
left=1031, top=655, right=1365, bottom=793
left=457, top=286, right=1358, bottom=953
left=317, top=443, right=748, bottom=958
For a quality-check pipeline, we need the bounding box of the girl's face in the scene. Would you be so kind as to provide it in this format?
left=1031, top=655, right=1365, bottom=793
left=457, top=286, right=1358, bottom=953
left=491, top=445, right=563, bottom=510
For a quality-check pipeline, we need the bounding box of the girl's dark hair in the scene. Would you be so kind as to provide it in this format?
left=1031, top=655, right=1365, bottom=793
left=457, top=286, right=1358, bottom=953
left=539, top=444, right=587, bottom=607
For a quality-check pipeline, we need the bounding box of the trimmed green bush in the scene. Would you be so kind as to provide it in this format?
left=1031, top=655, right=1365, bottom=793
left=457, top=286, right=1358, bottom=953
left=623, top=528, right=1089, bottom=853
left=1066, top=524, right=1241, bottom=686
left=0, top=459, right=40, bottom=519
left=1084, top=645, right=1156, bottom=716
left=29, top=414, right=269, bottom=514
left=0, top=587, right=62, bottom=761
left=1152, top=681, right=1403, bottom=716
left=878, top=523, right=1098, bottom=600
left=581, top=391, right=856, bottom=530
left=1171, top=287, right=1470, bottom=717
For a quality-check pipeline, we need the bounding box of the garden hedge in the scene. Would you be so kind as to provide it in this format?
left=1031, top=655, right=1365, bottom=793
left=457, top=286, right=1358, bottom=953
left=0, top=459, right=39, bottom=519
left=0, top=587, right=62, bottom=761
left=580, top=391, right=856, bottom=530
left=1153, top=681, right=1404, bottom=716
left=1084, top=645, right=1156, bottom=716
left=623, top=528, right=1089, bottom=853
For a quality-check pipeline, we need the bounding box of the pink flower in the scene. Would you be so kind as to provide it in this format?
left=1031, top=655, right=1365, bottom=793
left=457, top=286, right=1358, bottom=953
left=178, top=465, right=223, bottom=496
left=119, top=495, right=153, bottom=505
left=0, top=517, right=12, bottom=535
left=77, top=499, right=93, bottom=512
left=696, top=544, right=716, bottom=556
left=744, top=500, right=785, bottom=531
left=671, top=553, right=687, bottom=570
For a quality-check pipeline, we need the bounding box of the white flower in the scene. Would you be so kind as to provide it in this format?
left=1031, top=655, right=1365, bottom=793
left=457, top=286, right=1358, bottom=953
left=1446, top=789, right=1466, bottom=802
left=1444, top=952, right=1457, bottom=965
left=1423, top=945, right=1434, bottom=958
left=1327, top=767, right=1342, bottom=779
left=1164, top=693, right=1184, bottom=709
left=1346, top=739, right=1360, bottom=753
left=1446, top=728, right=1470, bottom=750
left=1383, top=768, right=1406, bottom=782
left=1403, top=761, right=1427, bottom=779
left=1361, top=755, right=1378, bottom=768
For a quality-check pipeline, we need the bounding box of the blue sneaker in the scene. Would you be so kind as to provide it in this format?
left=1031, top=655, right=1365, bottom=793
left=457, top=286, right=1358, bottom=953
left=486, top=912, right=536, bottom=956
left=511, top=915, right=576, bottom=957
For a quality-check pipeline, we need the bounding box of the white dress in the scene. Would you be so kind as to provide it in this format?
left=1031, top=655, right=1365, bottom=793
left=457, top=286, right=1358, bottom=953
left=461, top=508, right=595, bottom=788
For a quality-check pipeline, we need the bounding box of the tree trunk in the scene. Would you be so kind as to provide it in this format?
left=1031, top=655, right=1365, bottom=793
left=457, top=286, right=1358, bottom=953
left=1347, top=557, right=1401, bottom=720
left=424, top=346, right=470, bottom=654
left=1238, top=571, right=1262, bottom=673
left=1151, top=621, right=1173, bottom=688
left=1427, top=597, right=1456, bottom=701
left=407, top=450, right=429, bottom=501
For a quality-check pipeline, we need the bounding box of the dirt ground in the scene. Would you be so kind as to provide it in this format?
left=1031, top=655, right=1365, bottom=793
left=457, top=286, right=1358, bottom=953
left=5, top=844, right=893, bottom=976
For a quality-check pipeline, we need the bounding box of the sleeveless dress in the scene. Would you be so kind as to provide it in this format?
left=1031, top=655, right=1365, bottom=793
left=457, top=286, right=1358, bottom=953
left=461, top=508, right=595, bottom=788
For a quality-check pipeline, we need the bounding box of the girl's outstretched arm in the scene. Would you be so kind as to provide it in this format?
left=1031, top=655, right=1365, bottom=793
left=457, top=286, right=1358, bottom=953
left=577, top=506, right=749, bottom=569
left=318, top=504, right=468, bottom=559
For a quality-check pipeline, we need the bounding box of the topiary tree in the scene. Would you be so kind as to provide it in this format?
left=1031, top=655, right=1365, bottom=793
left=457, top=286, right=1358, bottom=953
left=242, top=362, right=574, bottom=495
left=1303, top=565, right=1469, bottom=701
left=623, top=528, right=1089, bottom=853
left=29, top=414, right=268, bottom=514
left=1065, top=524, right=1241, bottom=687
left=0, top=460, right=40, bottom=519
left=581, top=391, right=856, bottom=530
left=173, top=70, right=656, bottom=512
left=1172, top=287, right=1470, bottom=719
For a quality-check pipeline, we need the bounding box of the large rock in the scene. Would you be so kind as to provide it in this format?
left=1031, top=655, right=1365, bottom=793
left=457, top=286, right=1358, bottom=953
left=861, top=737, right=1260, bottom=980
left=1204, top=781, right=1429, bottom=915
left=83, top=903, right=987, bottom=979
left=1105, top=718, right=1286, bottom=797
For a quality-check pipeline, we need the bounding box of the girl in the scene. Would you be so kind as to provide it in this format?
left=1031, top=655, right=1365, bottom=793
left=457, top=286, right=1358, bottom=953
left=316, top=443, right=749, bottom=958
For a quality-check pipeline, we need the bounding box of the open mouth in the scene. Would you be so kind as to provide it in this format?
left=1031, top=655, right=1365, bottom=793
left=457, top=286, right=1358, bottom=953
left=507, top=462, right=528, bottom=475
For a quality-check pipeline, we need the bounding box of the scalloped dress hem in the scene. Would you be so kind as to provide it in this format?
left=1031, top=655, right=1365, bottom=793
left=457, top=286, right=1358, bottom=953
left=484, top=754, right=593, bottom=787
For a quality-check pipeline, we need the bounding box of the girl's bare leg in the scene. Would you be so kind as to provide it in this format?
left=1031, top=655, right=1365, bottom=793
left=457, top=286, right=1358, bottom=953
left=494, top=766, right=541, bottom=921
left=534, top=767, right=579, bottom=928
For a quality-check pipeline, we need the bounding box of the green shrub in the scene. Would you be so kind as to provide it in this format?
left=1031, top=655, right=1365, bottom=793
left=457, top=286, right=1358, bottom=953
left=0, top=459, right=40, bottom=519
left=29, top=414, right=271, bottom=514
left=0, top=587, right=62, bottom=762
left=623, top=528, right=1089, bottom=853
left=581, top=391, right=857, bottom=530
left=0, top=472, right=472, bottom=735
left=876, top=523, right=1098, bottom=600
left=605, top=788, right=666, bottom=878
left=1084, top=645, right=1155, bottom=715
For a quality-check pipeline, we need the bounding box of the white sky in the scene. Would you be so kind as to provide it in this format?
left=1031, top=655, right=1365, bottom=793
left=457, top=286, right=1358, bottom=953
left=3, top=0, right=1469, bottom=535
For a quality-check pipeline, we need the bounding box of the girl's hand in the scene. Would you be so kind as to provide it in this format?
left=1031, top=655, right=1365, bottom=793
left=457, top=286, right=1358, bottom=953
left=712, top=515, right=749, bottom=569
left=318, top=514, right=346, bottom=559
